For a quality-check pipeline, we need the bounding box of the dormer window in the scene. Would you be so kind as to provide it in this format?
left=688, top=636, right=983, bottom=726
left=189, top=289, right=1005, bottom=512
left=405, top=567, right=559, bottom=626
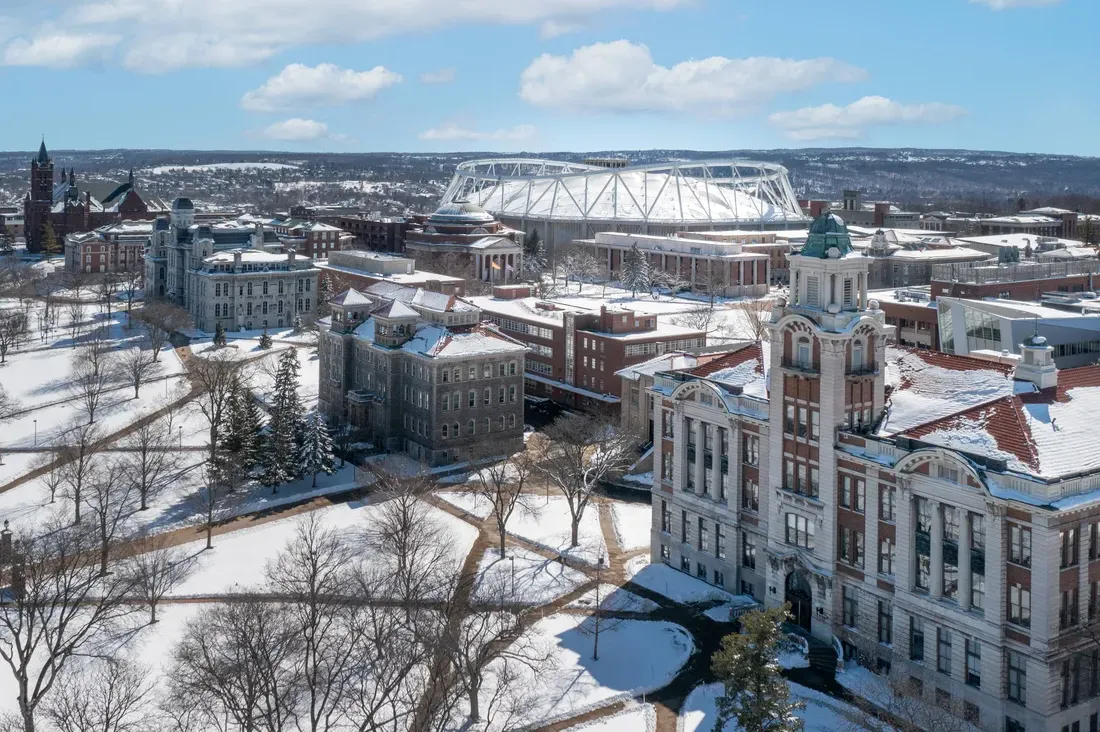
left=937, top=464, right=960, bottom=484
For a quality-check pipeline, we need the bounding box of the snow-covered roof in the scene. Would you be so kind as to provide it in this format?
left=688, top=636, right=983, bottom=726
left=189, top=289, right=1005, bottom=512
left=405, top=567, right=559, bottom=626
left=362, top=282, right=479, bottom=313
left=401, top=323, right=527, bottom=359
left=373, top=299, right=418, bottom=319
left=885, top=247, right=990, bottom=261
left=330, top=289, right=373, bottom=307
left=1024, top=207, right=1075, bottom=216
left=203, top=249, right=293, bottom=265
left=690, top=343, right=769, bottom=401
left=616, top=352, right=700, bottom=381
left=980, top=214, right=1061, bottom=226
left=957, top=233, right=1082, bottom=250
left=583, top=320, right=704, bottom=341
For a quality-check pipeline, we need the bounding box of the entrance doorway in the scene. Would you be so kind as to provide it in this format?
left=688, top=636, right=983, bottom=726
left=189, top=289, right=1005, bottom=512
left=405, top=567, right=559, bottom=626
left=785, top=570, right=813, bottom=631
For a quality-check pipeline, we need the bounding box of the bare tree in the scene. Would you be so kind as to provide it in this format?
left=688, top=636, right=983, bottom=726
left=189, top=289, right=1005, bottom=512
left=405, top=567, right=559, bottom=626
left=118, top=345, right=159, bottom=399
left=725, top=297, right=774, bottom=342
left=0, top=516, right=139, bottom=732
left=0, top=385, right=17, bottom=423
left=672, top=304, right=719, bottom=334
left=168, top=598, right=302, bottom=732
left=42, top=658, right=155, bottom=732
left=59, top=421, right=102, bottom=525
left=654, top=266, right=691, bottom=295
left=124, top=534, right=194, bottom=624
left=466, top=445, right=537, bottom=556
left=82, top=460, right=138, bottom=575
left=33, top=454, right=64, bottom=505
left=67, top=300, right=87, bottom=346
left=189, top=350, right=245, bottom=461
left=540, top=412, right=635, bottom=547
left=193, top=466, right=229, bottom=551
left=137, top=300, right=191, bottom=363
left=120, top=412, right=179, bottom=511
left=69, top=347, right=115, bottom=425
left=118, top=270, right=142, bottom=329
left=0, top=309, right=26, bottom=364
left=94, top=273, right=121, bottom=322
left=841, top=664, right=973, bottom=732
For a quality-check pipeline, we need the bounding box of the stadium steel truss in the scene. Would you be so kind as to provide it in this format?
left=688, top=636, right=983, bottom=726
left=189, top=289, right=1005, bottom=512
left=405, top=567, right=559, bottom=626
left=440, top=158, right=808, bottom=244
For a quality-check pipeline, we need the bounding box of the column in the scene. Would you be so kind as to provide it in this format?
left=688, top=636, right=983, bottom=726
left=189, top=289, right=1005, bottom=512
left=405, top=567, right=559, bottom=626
left=729, top=422, right=741, bottom=508
left=931, top=502, right=944, bottom=599
left=959, top=511, right=972, bottom=609
left=695, top=422, right=707, bottom=495
left=673, top=411, right=686, bottom=492
left=859, top=272, right=868, bottom=310
left=764, top=258, right=771, bottom=290
left=739, top=261, right=746, bottom=296
left=708, top=426, right=720, bottom=499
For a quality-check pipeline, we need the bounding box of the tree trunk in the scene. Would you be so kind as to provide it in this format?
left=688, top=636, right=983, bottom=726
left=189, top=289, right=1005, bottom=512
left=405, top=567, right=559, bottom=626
left=499, top=530, right=507, bottom=557
left=311, top=472, right=317, bottom=488
left=100, top=538, right=109, bottom=576
left=140, top=488, right=148, bottom=511
left=468, top=682, right=480, bottom=723
left=571, top=517, right=580, bottom=548
left=150, top=602, right=158, bottom=624
left=206, top=526, right=213, bottom=550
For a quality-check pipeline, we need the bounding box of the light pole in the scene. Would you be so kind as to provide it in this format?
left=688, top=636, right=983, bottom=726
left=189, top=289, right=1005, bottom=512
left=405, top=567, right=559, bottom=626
left=33, top=420, right=37, bottom=447
left=178, top=425, right=183, bottom=449
left=593, top=555, right=605, bottom=661
left=510, top=555, right=516, bottom=599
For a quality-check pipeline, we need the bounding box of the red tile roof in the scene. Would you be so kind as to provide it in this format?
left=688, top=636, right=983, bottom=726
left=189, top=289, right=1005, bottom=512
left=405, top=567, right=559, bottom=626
left=690, top=343, right=763, bottom=378
left=905, top=396, right=1041, bottom=472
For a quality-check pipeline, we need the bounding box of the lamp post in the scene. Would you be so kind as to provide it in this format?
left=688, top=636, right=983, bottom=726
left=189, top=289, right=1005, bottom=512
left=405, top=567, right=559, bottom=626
left=510, top=555, right=516, bottom=599
left=178, top=425, right=183, bottom=449
left=593, top=555, right=605, bottom=661
left=33, top=420, right=37, bottom=447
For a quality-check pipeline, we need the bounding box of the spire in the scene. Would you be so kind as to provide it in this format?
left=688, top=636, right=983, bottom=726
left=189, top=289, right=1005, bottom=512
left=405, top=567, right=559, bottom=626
left=128, top=168, right=134, bottom=186
left=37, top=139, right=49, bottom=164
left=69, top=168, right=76, bottom=186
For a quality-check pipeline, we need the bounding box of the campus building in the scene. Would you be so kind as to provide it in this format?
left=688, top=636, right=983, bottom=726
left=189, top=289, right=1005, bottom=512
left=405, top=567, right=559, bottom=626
left=648, top=210, right=1100, bottom=731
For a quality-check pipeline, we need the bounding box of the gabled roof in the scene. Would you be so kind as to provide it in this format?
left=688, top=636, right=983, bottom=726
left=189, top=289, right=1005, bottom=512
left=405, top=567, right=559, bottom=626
left=691, top=342, right=768, bottom=399
left=329, top=288, right=373, bottom=307
left=373, top=299, right=418, bottom=319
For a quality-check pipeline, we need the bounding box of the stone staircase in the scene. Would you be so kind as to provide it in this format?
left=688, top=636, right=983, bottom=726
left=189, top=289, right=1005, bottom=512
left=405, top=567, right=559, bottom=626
left=783, top=622, right=839, bottom=680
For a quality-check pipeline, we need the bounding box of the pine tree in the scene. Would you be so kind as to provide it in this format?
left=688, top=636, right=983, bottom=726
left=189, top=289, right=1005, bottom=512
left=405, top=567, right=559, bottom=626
left=318, top=274, right=332, bottom=305
left=522, top=230, right=547, bottom=281
left=263, top=348, right=304, bottom=492
left=213, top=322, right=227, bottom=348
left=258, top=328, right=273, bottom=350
left=712, top=604, right=804, bottom=732
left=42, top=222, right=61, bottom=256
left=293, top=315, right=303, bottom=333
left=298, top=411, right=335, bottom=487
left=620, top=243, right=651, bottom=297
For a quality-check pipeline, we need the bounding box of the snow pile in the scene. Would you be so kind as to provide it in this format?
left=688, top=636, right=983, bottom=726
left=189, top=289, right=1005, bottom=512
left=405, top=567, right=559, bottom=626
left=610, top=502, right=652, bottom=551
left=709, top=358, right=767, bottom=400
left=920, top=415, right=1029, bottom=473
left=562, top=703, right=656, bottom=731
left=625, top=555, right=736, bottom=605
left=566, top=584, right=660, bottom=614
left=473, top=547, right=589, bottom=606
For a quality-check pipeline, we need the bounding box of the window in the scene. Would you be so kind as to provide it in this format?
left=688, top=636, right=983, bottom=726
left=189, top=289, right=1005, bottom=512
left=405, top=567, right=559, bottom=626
left=936, top=464, right=959, bottom=483
left=878, top=600, right=892, bottom=644
left=742, top=478, right=759, bottom=512
left=716, top=524, right=726, bottom=559
left=508, top=385, right=517, bottom=402
left=851, top=340, right=863, bottom=370
left=937, top=629, right=952, bottom=676
left=742, top=532, right=756, bottom=569
left=681, top=511, right=689, bottom=545
left=796, top=338, right=812, bottom=369
left=498, top=386, right=505, bottom=404
left=1061, top=588, right=1080, bottom=629
left=1010, top=524, right=1032, bottom=566
left=660, top=544, right=670, bottom=562
left=1062, top=527, right=1080, bottom=568
left=966, top=640, right=981, bottom=687
left=972, top=573, right=986, bottom=612
left=842, top=586, right=857, bottom=628
left=468, top=390, right=476, bottom=408
left=840, top=528, right=864, bottom=568
left=509, top=414, right=516, bottom=429
left=483, top=388, right=491, bottom=406
left=1009, top=584, right=1031, bottom=627
left=469, top=366, right=477, bottom=380
left=910, top=617, right=924, bottom=661
left=468, top=419, right=475, bottom=435
left=714, top=570, right=725, bottom=587
left=680, top=556, right=690, bottom=572
left=879, top=538, right=895, bottom=575
left=441, top=424, right=449, bottom=439
left=698, top=518, right=709, bottom=553
left=442, top=394, right=450, bottom=412
left=696, top=562, right=707, bottom=580
left=785, top=514, right=814, bottom=550
left=1007, top=651, right=1027, bottom=704
left=661, top=501, right=671, bottom=533
left=879, top=485, right=896, bottom=522
left=843, top=279, right=854, bottom=307
left=742, top=434, right=759, bottom=466
left=262, top=281, right=269, bottom=295
left=841, top=476, right=865, bottom=512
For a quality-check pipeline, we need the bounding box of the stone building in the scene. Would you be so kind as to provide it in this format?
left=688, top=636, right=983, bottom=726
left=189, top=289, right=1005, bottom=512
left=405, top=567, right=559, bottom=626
left=188, top=248, right=319, bottom=333
left=64, top=220, right=152, bottom=275
left=318, top=283, right=527, bottom=465
left=403, top=200, right=523, bottom=283
left=648, top=210, right=1100, bottom=731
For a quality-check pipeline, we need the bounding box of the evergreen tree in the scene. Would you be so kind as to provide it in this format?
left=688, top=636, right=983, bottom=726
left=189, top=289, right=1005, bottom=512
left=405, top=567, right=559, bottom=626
left=213, top=322, right=227, bottom=348
left=318, top=274, right=332, bottom=305
left=522, top=230, right=547, bottom=281
left=711, top=604, right=804, bottom=732
left=298, top=411, right=335, bottom=487
left=258, top=328, right=273, bottom=349
left=263, top=348, right=304, bottom=492
left=42, top=222, right=61, bottom=256
left=620, top=243, right=651, bottom=297
left=293, top=314, right=303, bottom=333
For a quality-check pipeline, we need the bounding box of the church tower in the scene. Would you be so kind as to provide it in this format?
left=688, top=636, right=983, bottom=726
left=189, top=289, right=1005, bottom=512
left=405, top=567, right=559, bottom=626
left=762, top=209, right=893, bottom=640
left=25, top=140, right=54, bottom=253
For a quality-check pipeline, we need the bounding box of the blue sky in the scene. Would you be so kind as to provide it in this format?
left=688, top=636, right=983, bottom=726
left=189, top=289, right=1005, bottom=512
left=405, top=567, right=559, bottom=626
left=3, top=0, right=1097, bottom=154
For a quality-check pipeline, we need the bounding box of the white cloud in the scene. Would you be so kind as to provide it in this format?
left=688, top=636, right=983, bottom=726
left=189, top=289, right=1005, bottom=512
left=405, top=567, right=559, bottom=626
left=970, top=0, right=1061, bottom=8
left=2, top=0, right=691, bottom=71
left=241, top=63, right=402, bottom=112
left=768, top=96, right=967, bottom=141
left=420, top=67, right=456, bottom=84
left=2, top=31, right=118, bottom=68
left=418, top=124, right=536, bottom=143
left=539, top=19, right=584, bottom=38
left=519, top=40, right=866, bottom=115
left=258, top=118, right=345, bottom=143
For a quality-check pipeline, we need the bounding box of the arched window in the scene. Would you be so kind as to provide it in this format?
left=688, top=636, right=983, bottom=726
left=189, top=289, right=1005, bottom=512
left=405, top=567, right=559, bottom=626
left=468, top=419, right=475, bottom=434
left=262, top=302, right=268, bottom=315
left=852, top=340, right=865, bottom=371
left=442, top=424, right=449, bottom=438
left=453, top=422, right=459, bottom=438
left=796, top=337, right=812, bottom=369
left=484, top=417, right=491, bottom=433
left=262, top=281, right=269, bottom=295
left=453, top=368, right=461, bottom=382
left=442, top=369, right=450, bottom=383
left=509, top=414, right=516, bottom=428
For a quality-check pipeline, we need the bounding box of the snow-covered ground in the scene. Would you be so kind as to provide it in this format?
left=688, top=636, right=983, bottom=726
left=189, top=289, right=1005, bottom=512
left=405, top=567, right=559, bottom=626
left=702, top=596, right=760, bottom=623
left=148, top=162, right=299, bottom=174
left=609, top=502, right=652, bottom=551
left=476, top=614, right=693, bottom=729
left=681, top=681, right=874, bottom=732
left=625, top=555, right=737, bottom=604
left=506, top=497, right=607, bottom=566
left=435, top=490, right=494, bottom=519
left=473, top=546, right=589, bottom=606
left=566, top=584, right=659, bottom=614
left=562, top=703, right=656, bottom=731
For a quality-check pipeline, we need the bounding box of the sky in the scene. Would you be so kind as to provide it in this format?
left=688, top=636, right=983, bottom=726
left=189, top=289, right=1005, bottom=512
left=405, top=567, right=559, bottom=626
left=2, top=0, right=1098, bottom=155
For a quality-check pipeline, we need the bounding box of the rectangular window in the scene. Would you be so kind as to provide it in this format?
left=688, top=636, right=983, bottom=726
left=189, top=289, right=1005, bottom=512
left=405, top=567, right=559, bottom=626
left=785, top=514, right=815, bottom=550
left=910, top=617, right=924, bottom=661
left=1007, top=651, right=1027, bottom=704
left=966, top=640, right=981, bottom=687
left=716, top=523, right=726, bottom=559
left=970, top=513, right=985, bottom=550
left=1061, top=588, right=1080, bottom=629
left=937, top=628, right=952, bottom=676
left=1009, top=584, right=1031, bottom=627
left=878, top=600, right=892, bottom=644
left=681, top=511, right=689, bottom=545
left=661, top=501, right=671, bottom=534
left=842, top=586, right=857, bottom=628
left=880, top=485, right=896, bottom=522
left=841, top=476, right=866, bottom=513
left=840, top=527, right=864, bottom=568
left=1062, top=527, right=1080, bottom=569
left=971, top=573, right=985, bottom=611
left=879, top=538, right=895, bottom=575
left=1010, top=524, right=1032, bottom=566
left=741, top=478, right=759, bottom=512
left=698, top=518, right=709, bottom=553
left=742, top=532, right=756, bottom=570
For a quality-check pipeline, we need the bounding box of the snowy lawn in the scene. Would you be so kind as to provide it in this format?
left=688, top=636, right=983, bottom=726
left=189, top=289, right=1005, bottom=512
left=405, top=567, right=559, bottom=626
left=625, top=555, right=737, bottom=605
left=562, top=703, right=655, bottom=731
left=566, top=584, right=659, bottom=614
left=681, top=681, right=877, bottom=732
left=506, top=496, right=607, bottom=567
left=475, top=614, right=693, bottom=729
left=701, top=596, right=760, bottom=623
left=0, top=451, right=49, bottom=489
left=435, top=490, right=494, bottom=519
left=473, top=546, right=589, bottom=606
left=166, top=498, right=478, bottom=598
left=609, top=501, right=651, bottom=551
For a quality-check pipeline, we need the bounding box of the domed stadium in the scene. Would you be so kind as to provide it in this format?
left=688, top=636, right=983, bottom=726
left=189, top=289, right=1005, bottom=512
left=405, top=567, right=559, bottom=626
left=440, top=158, right=809, bottom=247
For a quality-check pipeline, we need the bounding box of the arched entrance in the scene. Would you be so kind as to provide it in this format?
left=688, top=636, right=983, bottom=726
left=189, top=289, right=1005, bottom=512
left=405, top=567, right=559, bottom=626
left=785, top=570, right=813, bottom=631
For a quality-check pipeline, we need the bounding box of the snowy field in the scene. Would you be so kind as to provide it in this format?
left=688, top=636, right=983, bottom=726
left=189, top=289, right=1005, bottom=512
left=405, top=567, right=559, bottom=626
left=148, top=162, right=299, bottom=174
left=681, top=681, right=875, bottom=732
left=473, top=546, right=589, bottom=606
left=609, top=501, right=652, bottom=551
left=625, top=555, right=738, bottom=604
left=562, top=703, right=656, bottom=731
left=435, top=490, right=494, bottom=519
left=566, top=584, right=659, bottom=614
left=506, top=496, right=608, bottom=566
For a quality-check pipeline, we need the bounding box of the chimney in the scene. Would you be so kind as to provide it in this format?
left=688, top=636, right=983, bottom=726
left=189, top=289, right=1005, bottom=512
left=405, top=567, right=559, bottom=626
left=252, top=223, right=263, bottom=249
left=233, top=250, right=242, bottom=270
left=288, top=249, right=296, bottom=264
left=1014, top=334, right=1058, bottom=391
left=874, top=202, right=891, bottom=228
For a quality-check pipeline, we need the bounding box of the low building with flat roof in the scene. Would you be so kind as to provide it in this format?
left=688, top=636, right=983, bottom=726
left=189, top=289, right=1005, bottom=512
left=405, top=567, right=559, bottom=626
left=315, top=250, right=465, bottom=296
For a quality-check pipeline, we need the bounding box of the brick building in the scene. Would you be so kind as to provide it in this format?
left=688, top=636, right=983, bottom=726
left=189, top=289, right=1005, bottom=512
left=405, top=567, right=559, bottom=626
left=336, top=214, right=424, bottom=253
left=317, top=284, right=527, bottom=465
left=471, top=285, right=706, bottom=412
left=272, top=218, right=348, bottom=259
left=930, top=260, right=1100, bottom=302
left=646, top=211, right=1100, bottom=730
left=64, top=220, right=152, bottom=275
